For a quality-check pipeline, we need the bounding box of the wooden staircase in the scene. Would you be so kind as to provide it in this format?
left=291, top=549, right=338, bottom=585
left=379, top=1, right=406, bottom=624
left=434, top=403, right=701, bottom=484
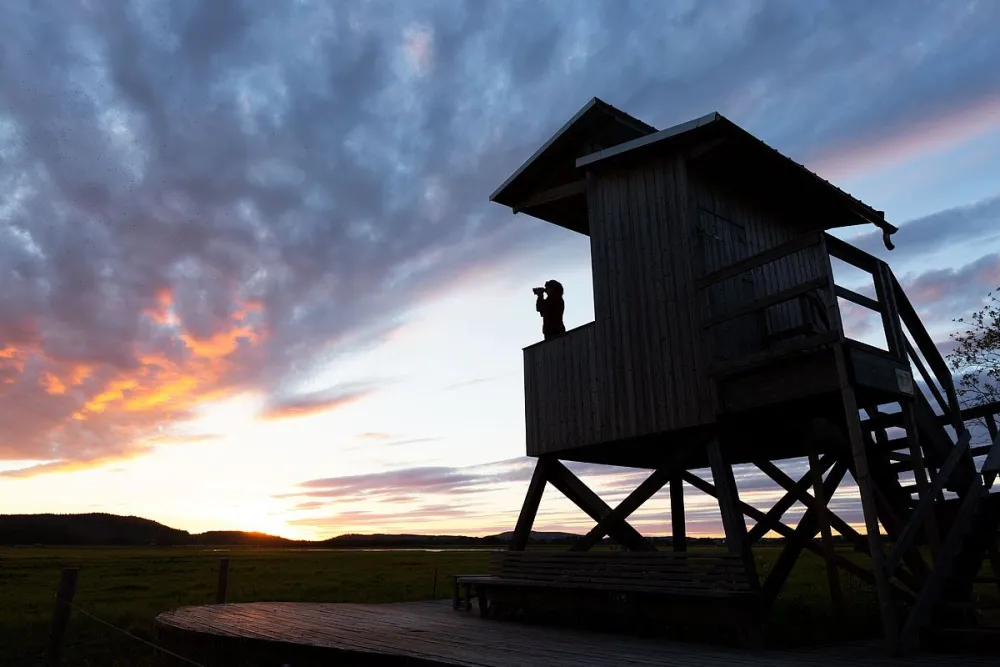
left=857, top=271, right=1000, bottom=652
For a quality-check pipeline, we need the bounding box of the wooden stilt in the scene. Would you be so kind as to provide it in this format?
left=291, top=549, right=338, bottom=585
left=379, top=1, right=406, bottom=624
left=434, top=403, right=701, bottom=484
left=806, top=439, right=846, bottom=618
left=670, top=473, right=687, bottom=552
left=900, top=402, right=941, bottom=561
left=989, top=541, right=1000, bottom=597
left=707, top=439, right=759, bottom=590
left=835, top=347, right=900, bottom=653
left=510, top=458, right=550, bottom=551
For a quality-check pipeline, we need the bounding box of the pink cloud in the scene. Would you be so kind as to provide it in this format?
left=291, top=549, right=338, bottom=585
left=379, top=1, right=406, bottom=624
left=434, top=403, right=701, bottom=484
left=812, top=89, right=1000, bottom=180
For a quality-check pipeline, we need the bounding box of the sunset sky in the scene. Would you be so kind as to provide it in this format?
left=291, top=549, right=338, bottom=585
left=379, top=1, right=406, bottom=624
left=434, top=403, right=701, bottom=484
left=2, top=1, right=1000, bottom=541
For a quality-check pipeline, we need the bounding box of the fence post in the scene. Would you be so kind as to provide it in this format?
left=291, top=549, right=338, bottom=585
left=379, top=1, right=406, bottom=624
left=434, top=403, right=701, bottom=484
left=46, top=567, right=80, bottom=667
left=432, top=569, right=438, bottom=600
left=216, top=557, right=230, bottom=604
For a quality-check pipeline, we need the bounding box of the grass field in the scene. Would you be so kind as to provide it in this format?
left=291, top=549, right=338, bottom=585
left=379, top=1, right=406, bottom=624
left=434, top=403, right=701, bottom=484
left=1, top=545, right=995, bottom=667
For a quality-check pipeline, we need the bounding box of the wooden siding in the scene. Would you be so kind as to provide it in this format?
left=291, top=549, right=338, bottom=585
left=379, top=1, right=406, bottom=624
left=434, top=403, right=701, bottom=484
left=523, top=323, right=600, bottom=456
left=689, top=171, right=830, bottom=366
left=587, top=154, right=716, bottom=441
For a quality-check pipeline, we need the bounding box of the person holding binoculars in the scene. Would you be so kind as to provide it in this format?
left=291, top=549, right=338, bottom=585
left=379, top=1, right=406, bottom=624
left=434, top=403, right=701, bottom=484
left=533, top=279, right=565, bottom=340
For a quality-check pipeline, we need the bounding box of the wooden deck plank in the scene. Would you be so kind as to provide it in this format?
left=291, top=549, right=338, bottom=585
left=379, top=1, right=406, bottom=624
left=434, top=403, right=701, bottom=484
left=154, top=600, right=995, bottom=667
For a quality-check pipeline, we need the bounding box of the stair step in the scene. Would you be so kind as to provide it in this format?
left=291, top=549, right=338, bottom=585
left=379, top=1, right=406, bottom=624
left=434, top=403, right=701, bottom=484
left=928, top=627, right=1000, bottom=651
left=941, top=600, right=1000, bottom=610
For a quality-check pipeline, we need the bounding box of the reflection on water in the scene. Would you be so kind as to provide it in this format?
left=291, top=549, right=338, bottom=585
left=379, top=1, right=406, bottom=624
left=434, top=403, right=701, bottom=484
left=202, top=547, right=502, bottom=553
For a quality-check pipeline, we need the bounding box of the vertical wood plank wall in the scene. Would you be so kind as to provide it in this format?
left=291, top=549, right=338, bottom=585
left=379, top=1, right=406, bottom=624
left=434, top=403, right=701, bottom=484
left=523, top=323, right=599, bottom=456
left=689, top=169, right=827, bottom=364
left=587, top=154, right=715, bottom=443
left=522, top=151, right=834, bottom=456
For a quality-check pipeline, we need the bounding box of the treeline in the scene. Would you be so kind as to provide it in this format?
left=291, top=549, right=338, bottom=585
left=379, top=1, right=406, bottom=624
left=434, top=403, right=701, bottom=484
left=0, top=513, right=803, bottom=548
left=0, top=513, right=578, bottom=548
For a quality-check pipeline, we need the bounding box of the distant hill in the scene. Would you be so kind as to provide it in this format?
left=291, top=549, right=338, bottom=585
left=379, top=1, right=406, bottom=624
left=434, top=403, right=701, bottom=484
left=0, top=513, right=801, bottom=548
left=490, top=531, right=581, bottom=542
left=190, top=531, right=300, bottom=547
left=0, top=513, right=190, bottom=546
left=0, top=513, right=587, bottom=547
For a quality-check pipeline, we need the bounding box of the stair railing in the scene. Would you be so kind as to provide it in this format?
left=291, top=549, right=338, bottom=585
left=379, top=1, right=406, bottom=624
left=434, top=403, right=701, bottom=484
left=889, top=273, right=966, bottom=435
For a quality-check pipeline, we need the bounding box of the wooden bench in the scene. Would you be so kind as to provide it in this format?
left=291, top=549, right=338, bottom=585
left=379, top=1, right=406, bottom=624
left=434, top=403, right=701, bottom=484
left=454, top=550, right=763, bottom=646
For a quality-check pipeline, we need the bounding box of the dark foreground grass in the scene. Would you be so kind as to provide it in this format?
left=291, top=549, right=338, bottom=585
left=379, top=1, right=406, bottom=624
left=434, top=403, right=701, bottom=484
left=3, top=544, right=992, bottom=667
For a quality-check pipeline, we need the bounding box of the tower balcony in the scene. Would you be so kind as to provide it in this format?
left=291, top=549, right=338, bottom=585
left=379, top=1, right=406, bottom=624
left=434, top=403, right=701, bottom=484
left=523, top=232, right=958, bottom=469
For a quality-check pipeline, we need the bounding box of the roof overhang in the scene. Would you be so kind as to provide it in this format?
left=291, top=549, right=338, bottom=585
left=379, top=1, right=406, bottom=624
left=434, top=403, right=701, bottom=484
left=576, top=113, right=898, bottom=249
left=489, top=97, right=657, bottom=235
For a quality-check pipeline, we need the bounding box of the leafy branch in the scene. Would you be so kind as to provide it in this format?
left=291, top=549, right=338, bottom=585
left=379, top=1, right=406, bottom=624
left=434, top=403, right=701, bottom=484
left=947, top=287, right=1000, bottom=408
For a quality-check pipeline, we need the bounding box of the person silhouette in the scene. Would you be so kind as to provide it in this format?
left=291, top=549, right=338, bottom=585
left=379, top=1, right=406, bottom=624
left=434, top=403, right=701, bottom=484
left=534, top=279, right=566, bottom=340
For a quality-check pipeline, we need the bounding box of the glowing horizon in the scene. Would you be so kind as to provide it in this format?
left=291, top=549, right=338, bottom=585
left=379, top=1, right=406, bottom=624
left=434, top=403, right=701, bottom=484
left=2, top=2, right=1000, bottom=542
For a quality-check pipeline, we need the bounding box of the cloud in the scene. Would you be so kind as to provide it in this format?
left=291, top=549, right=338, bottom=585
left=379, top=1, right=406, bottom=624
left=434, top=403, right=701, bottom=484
left=280, top=456, right=878, bottom=537
left=899, top=253, right=1000, bottom=322
left=258, top=383, right=378, bottom=421
left=288, top=504, right=472, bottom=529
left=3, top=0, right=1000, bottom=475
left=441, top=377, right=495, bottom=391
left=849, top=193, right=1000, bottom=262
left=810, top=90, right=1000, bottom=180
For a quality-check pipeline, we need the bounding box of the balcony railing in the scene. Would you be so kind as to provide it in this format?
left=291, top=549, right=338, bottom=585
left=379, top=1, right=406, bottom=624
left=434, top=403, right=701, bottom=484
left=522, top=322, right=599, bottom=456
left=698, top=232, right=964, bottom=431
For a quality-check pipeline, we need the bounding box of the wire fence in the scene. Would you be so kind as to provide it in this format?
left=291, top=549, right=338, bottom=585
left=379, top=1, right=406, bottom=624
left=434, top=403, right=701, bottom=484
left=63, top=600, right=207, bottom=667
left=40, top=556, right=449, bottom=667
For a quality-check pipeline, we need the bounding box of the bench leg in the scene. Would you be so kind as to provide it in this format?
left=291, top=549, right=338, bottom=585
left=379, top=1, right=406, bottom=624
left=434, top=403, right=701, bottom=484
left=452, top=579, right=460, bottom=610
left=477, top=585, right=489, bottom=617
left=731, top=605, right=766, bottom=649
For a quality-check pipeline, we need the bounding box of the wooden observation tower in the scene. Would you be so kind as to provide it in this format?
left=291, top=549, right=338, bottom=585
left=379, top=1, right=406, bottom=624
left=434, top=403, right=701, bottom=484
left=455, top=98, right=1000, bottom=653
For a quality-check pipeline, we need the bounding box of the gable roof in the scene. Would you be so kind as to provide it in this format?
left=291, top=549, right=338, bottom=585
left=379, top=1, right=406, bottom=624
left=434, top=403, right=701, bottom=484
left=490, top=99, right=898, bottom=248
left=488, top=98, right=657, bottom=233
left=576, top=112, right=899, bottom=248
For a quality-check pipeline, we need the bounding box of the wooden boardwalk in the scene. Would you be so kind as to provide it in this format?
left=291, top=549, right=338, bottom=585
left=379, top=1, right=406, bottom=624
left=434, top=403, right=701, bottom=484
left=154, top=600, right=996, bottom=667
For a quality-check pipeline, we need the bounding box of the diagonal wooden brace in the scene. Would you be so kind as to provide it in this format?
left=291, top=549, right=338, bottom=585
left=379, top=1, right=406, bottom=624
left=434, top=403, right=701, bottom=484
left=682, top=468, right=916, bottom=605
left=571, top=466, right=675, bottom=552
left=755, top=459, right=922, bottom=594
left=747, top=454, right=833, bottom=543
left=546, top=460, right=654, bottom=551
left=757, top=461, right=847, bottom=607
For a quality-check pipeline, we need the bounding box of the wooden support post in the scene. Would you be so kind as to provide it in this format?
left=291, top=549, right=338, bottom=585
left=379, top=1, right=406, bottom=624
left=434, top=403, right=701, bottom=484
left=985, top=413, right=998, bottom=441
left=806, top=440, right=846, bottom=618
left=873, top=261, right=907, bottom=361
left=670, top=473, right=686, bottom=552
left=983, top=421, right=1000, bottom=490
left=901, top=402, right=941, bottom=560
left=835, top=349, right=900, bottom=653
left=989, top=541, right=1000, bottom=597
left=707, top=439, right=759, bottom=590
left=510, top=458, right=550, bottom=551
left=432, top=568, right=438, bottom=600
left=216, top=557, right=230, bottom=604
left=46, top=567, right=79, bottom=667
left=899, top=480, right=985, bottom=651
